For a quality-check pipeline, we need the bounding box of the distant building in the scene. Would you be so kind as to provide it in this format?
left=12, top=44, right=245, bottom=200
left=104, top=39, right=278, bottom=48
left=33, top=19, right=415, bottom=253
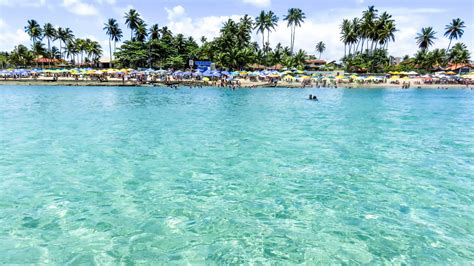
left=304, top=59, right=326, bottom=70
left=390, top=57, right=401, bottom=65
left=445, top=63, right=473, bottom=74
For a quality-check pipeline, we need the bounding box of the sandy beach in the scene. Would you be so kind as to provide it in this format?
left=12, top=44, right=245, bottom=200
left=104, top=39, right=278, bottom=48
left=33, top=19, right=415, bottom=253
left=0, top=78, right=474, bottom=89
left=0, top=77, right=471, bottom=89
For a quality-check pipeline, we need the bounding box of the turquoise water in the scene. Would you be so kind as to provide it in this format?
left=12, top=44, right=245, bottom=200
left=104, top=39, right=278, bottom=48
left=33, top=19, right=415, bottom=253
left=0, top=86, right=473, bottom=264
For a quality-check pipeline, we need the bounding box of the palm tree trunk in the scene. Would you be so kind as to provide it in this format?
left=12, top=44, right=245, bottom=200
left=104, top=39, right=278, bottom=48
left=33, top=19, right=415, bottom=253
left=48, top=38, right=51, bottom=68
left=267, top=30, right=270, bottom=48
left=291, top=26, right=294, bottom=54
left=109, top=38, right=112, bottom=67
left=446, top=39, right=452, bottom=52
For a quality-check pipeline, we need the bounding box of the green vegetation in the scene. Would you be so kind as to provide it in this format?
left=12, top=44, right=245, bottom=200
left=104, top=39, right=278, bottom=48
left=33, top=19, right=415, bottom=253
left=0, top=5, right=470, bottom=72
left=340, top=6, right=470, bottom=73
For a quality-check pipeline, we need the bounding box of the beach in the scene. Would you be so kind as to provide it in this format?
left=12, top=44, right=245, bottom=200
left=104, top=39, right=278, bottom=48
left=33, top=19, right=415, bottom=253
left=0, top=77, right=471, bottom=89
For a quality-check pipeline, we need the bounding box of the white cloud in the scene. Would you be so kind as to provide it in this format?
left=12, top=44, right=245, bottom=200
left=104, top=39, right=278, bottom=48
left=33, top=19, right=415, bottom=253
left=165, top=5, right=186, bottom=21
left=96, top=0, right=115, bottom=5
left=164, top=5, right=242, bottom=42
left=0, top=18, right=7, bottom=29
left=0, top=25, right=30, bottom=51
left=241, top=0, right=270, bottom=7
left=0, top=0, right=46, bottom=7
left=62, top=0, right=98, bottom=16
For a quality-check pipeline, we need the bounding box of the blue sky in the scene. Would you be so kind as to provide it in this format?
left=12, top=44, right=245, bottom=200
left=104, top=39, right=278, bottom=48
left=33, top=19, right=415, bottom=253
left=1, top=0, right=473, bottom=60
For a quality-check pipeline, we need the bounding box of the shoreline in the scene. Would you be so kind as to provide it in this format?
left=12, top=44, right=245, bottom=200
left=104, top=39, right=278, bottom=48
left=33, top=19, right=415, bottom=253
left=0, top=79, right=471, bottom=90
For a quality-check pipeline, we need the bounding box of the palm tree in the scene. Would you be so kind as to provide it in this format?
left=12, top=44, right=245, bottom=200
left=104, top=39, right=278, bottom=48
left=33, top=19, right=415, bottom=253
left=43, top=23, right=56, bottom=63
left=24, top=19, right=42, bottom=65
left=31, top=42, right=46, bottom=62
left=135, top=22, right=148, bottom=42
left=316, top=41, right=326, bottom=59
left=340, top=19, right=350, bottom=57
left=378, top=20, right=397, bottom=50
left=360, top=6, right=378, bottom=52
left=75, top=38, right=86, bottom=65
left=149, top=24, right=160, bottom=40
left=104, top=18, right=119, bottom=66
left=56, top=27, right=74, bottom=60
left=237, top=15, right=253, bottom=48
left=254, top=11, right=267, bottom=50
left=416, top=27, right=437, bottom=51
left=65, top=40, right=78, bottom=64
left=449, top=42, right=471, bottom=65
left=124, top=9, right=142, bottom=40
left=283, top=8, right=305, bottom=54
left=444, top=18, right=465, bottom=51
left=85, top=40, right=102, bottom=64
left=265, top=11, right=279, bottom=48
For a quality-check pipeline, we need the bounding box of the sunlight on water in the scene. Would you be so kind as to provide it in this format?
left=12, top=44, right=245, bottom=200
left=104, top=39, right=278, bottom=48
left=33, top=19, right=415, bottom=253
left=0, top=86, right=473, bottom=264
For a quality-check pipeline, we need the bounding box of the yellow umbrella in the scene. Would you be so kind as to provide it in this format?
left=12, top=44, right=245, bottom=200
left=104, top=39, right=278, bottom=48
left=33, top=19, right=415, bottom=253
left=389, top=71, right=400, bottom=75
left=350, top=75, right=358, bottom=79
left=446, top=71, right=457, bottom=75
left=203, top=77, right=210, bottom=81
left=240, top=71, right=248, bottom=75
left=283, top=75, right=295, bottom=80
left=389, top=75, right=400, bottom=80
left=300, top=76, right=310, bottom=79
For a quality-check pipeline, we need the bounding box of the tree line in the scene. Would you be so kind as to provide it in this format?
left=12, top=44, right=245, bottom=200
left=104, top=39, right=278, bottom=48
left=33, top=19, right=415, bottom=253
left=340, top=6, right=470, bottom=73
left=0, top=5, right=470, bottom=73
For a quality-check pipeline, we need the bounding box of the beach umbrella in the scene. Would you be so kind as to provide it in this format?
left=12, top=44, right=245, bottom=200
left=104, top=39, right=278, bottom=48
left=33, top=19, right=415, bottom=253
left=202, top=70, right=213, bottom=77
left=389, top=75, right=400, bottom=80
left=268, top=74, right=280, bottom=78
left=446, top=71, right=457, bottom=75
left=203, top=77, right=210, bottom=81
left=221, top=71, right=231, bottom=76
left=408, top=71, right=418, bottom=75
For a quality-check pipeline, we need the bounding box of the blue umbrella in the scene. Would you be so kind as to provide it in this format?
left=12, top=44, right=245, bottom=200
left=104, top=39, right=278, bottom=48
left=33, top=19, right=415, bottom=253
left=221, top=71, right=230, bottom=76
left=202, top=70, right=213, bottom=77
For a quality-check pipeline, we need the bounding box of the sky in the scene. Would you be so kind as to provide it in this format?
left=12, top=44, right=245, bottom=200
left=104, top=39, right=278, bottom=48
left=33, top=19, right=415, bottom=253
left=0, top=0, right=473, bottom=61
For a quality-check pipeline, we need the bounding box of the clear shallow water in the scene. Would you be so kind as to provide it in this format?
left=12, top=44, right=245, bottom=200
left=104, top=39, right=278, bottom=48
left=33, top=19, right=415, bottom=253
left=0, top=85, right=473, bottom=264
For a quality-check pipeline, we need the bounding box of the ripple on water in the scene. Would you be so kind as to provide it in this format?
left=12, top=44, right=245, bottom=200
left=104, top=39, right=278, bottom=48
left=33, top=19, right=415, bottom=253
left=0, top=86, right=473, bottom=264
